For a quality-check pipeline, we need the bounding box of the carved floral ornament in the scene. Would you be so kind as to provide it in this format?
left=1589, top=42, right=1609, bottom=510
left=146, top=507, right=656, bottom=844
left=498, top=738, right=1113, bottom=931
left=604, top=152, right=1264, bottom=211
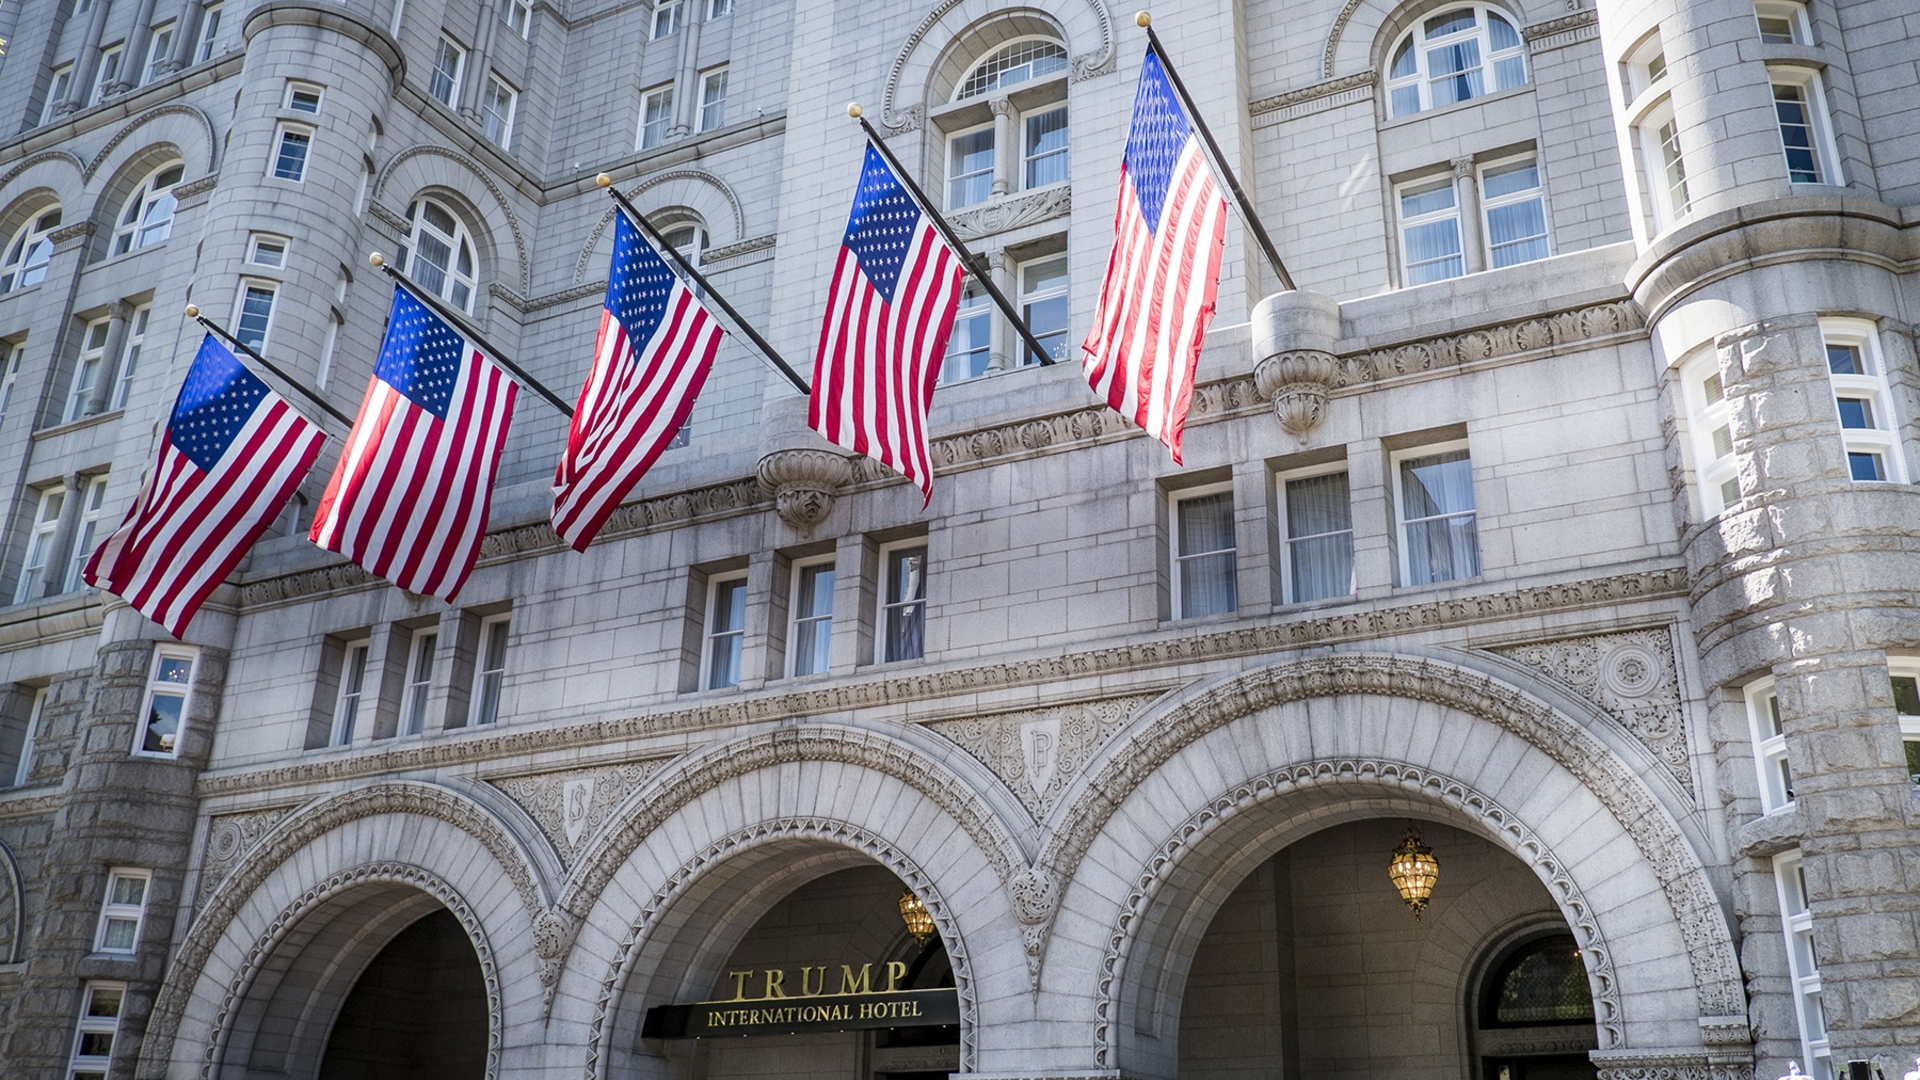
left=756, top=448, right=855, bottom=529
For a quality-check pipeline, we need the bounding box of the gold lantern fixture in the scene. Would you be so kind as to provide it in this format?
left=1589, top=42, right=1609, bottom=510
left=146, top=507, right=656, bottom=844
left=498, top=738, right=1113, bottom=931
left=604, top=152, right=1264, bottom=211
left=898, top=888, right=936, bottom=947
left=1388, top=824, right=1440, bottom=918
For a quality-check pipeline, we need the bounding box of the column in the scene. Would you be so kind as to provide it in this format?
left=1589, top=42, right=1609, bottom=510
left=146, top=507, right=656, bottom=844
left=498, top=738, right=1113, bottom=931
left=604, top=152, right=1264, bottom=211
left=989, top=96, right=1013, bottom=197
left=86, top=301, right=132, bottom=417
left=1452, top=156, right=1486, bottom=275
left=115, top=0, right=162, bottom=92
left=165, top=1, right=207, bottom=72
left=986, top=248, right=1013, bottom=372
left=42, top=470, right=84, bottom=599
left=670, top=6, right=705, bottom=138
left=62, top=0, right=116, bottom=113
left=459, top=1, right=500, bottom=122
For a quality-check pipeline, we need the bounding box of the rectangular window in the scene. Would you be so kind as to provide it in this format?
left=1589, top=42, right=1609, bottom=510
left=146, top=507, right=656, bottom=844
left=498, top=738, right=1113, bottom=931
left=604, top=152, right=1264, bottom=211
left=92, top=869, right=150, bottom=954
left=702, top=575, right=747, bottom=689
left=429, top=37, right=465, bottom=109
left=143, top=24, right=176, bottom=84
left=285, top=82, right=323, bottom=114
left=1638, top=103, right=1691, bottom=229
left=90, top=45, right=124, bottom=106
left=194, top=4, right=224, bottom=64
left=68, top=317, right=111, bottom=422
left=1481, top=157, right=1549, bottom=268
left=112, top=304, right=150, bottom=409
left=134, top=647, right=195, bottom=757
left=947, top=126, right=994, bottom=209
left=43, top=66, right=74, bottom=126
left=68, top=981, right=126, bottom=1079
left=469, top=616, right=509, bottom=724
left=1396, top=445, right=1480, bottom=585
left=247, top=234, right=288, bottom=268
left=652, top=0, right=683, bottom=39
left=16, top=487, right=66, bottom=604
left=481, top=75, right=517, bottom=149
left=1020, top=255, right=1069, bottom=365
left=707, top=0, right=732, bottom=16
left=639, top=86, right=674, bottom=149
left=1282, top=469, right=1353, bottom=604
left=1024, top=106, right=1069, bottom=189
left=11, top=687, right=48, bottom=786
left=1397, top=176, right=1463, bottom=285
left=697, top=68, right=728, bottom=132
left=0, top=344, right=21, bottom=424
left=63, top=475, right=109, bottom=594
left=1747, top=679, right=1793, bottom=811
left=940, top=281, right=992, bottom=383
left=399, top=630, right=437, bottom=735
left=330, top=638, right=369, bottom=745
left=1820, top=319, right=1902, bottom=485
left=1773, top=851, right=1831, bottom=1080
left=235, top=283, right=276, bottom=353
left=271, top=126, right=310, bottom=181
left=503, top=0, right=532, bottom=37
left=1172, top=487, right=1237, bottom=619
left=789, top=558, right=835, bottom=676
left=1754, top=1, right=1810, bottom=44
left=1681, top=355, right=1741, bottom=514
left=1888, top=664, right=1920, bottom=794
left=880, top=543, right=927, bottom=663
left=1771, top=73, right=1837, bottom=184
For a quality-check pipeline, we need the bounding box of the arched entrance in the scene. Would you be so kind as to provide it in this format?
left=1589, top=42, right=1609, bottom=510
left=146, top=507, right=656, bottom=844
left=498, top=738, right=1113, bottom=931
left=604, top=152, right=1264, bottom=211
left=317, top=908, right=489, bottom=1079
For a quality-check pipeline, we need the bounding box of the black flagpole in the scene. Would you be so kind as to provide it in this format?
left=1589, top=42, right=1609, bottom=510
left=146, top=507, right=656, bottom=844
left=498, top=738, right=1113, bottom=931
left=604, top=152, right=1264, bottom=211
left=849, top=105, right=1060, bottom=367
left=596, top=174, right=811, bottom=395
left=184, top=304, right=355, bottom=426
left=371, top=255, right=576, bottom=419
left=1139, top=13, right=1297, bottom=292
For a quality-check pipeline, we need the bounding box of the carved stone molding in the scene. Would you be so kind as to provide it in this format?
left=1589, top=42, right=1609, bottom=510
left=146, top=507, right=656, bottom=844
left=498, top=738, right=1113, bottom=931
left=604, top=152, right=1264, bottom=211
left=880, top=0, right=1115, bottom=131
left=82, top=103, right=219, bottom=181
left=928, top=694, right=1158, bottom=819
left=570, top=169, right=749, bottom=285
left=1590, top=1050, right=1754, bottom=1080
left=371, top=145, right=531, bottom=293
left=1524, top=9, right=1601, bottom=52
left=1253, top=349, right=1341, bottom=436
left=0, top=837, right=20, bottom=965
left=704, top=233, right=775, bottom=265
left=1249, top=71, right=1376, bottom=121
left=756, top=449, right=854, bottom=529
left=1333, top=299, right=1642, bottom=389
left=194, top=805, right=298, bottom=908
left=1492, top=627, right=1693, bottom=795
left=487, top=759, right=666, bottom=869
left=0, top=151, right=86, bottom=200
left=947, top=185, right=1071, bottom=241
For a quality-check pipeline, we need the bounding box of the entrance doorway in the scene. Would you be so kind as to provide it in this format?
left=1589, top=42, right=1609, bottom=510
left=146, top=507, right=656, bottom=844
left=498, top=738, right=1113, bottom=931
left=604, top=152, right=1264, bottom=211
left=317, top=908, right=489, bottom=1080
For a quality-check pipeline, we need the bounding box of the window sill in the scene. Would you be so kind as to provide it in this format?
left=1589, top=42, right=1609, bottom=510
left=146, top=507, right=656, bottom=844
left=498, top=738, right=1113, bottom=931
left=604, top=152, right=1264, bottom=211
left=34, top=408, right=125, bottom=440
left=1379, top=82, right=1532, bottom=131
left=94, top=240, right=170, bottom=270
left=1392, top=573, right=1484, bottom=594
left=0, top=282, right=47, bottom=305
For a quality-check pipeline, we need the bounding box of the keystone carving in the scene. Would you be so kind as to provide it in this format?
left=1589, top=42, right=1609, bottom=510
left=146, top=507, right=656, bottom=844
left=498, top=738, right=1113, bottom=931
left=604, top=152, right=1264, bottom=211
left=756, top=448, right=853, bottom=529
left=1254, top=349, right=1342, bottom=436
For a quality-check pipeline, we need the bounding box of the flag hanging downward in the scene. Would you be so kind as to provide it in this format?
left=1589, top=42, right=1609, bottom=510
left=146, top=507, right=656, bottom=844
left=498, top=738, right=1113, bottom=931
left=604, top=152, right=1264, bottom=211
left=809, top=143, right=966, bottom=505
left=553, top=212, right=723, bottom=550
left=84, top=335, right=327, bottom=637
left=311, top=287, right=517, bottom=600
left=1081, top=45, right=1228, bottom=464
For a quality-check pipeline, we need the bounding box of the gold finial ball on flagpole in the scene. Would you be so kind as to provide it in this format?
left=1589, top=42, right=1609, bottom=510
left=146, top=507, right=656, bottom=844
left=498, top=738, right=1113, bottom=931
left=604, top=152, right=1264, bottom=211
left=183, top=303, right=199, bottom=318
left=368, top=252, right=385, bottom=268
left=847, top=102, right=863, bottom=119
left=1136, top=10, right=1151, bottom=27
left=596, top=173, right=612, bottom=188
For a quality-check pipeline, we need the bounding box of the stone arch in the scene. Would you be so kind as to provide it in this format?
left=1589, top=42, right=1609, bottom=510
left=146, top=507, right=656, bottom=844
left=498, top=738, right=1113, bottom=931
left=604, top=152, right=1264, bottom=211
left=0, top=152, right=85, bottom=223
left=1323, top=0, right=1538, bottom=79
left=0, top=185, right=68, bottom=256
left=0, top=835, right=20, bottom=964
left=570, top=169, right=745, bottom=285
left=372, top=146, right=530, bottom=294
left=879, top=0, right=1116, bottom=132
left=82, top=103, right=218, bottom=182
left=90, top=146, right=193, bottom=259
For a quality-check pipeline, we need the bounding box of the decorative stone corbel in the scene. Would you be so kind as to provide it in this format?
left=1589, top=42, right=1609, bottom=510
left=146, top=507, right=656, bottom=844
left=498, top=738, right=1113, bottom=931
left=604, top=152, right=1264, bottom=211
left=1251, top=289, right=1343, bottom=437
left=756, top=449, right=853, bottom=529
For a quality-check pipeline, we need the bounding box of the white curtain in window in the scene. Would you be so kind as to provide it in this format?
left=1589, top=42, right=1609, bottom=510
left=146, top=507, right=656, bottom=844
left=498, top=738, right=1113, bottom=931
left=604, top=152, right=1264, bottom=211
left=1286, top=473, right=1352, bottom=602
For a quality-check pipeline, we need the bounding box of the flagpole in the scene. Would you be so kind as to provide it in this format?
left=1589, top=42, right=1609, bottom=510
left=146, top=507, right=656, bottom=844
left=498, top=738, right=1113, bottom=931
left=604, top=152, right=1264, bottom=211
left=848, top=105, right=1060, bottom=368
left=369, top=254, right=576, bottom=419
left=595, top=175, right=811, bottom=396
left=1138, top=13, right=1297, bottom=292
left=183, top=304, right=356, bottom=426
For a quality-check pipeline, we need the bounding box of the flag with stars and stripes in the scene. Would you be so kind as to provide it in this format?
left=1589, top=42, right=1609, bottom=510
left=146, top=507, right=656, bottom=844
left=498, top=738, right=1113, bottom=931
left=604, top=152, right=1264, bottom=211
left=810, top=142, right=965, bottom=505
left=83, top=334, right=327, bottom=637
left=310, top=286, right=517, bottom=600
left=552, top=212, right=722, bottom=550
left=1082, top=44, right=1228, bottom=463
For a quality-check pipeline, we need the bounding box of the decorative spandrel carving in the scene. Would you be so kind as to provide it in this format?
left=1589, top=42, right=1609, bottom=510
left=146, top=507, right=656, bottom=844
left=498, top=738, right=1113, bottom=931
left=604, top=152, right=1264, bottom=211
left=488, top=760, right=665, bottom=868
left=196, top=806, right=298, bottom=908
left=1492, top=628, right=1693, bottom=795
left=928, top=694, right=1160, bottom=819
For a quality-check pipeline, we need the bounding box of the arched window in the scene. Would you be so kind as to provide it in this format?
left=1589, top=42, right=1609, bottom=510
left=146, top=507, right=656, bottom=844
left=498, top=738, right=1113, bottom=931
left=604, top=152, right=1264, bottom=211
left=955, top=38, right=1067, bottom=100
left=1481, top=935, right=1594, bottom=1027
left=404, top=198, right=477, bottom=313
left=111, top=162, right=185, bottom=255
left=657, top=221, right=706, bottom=268
left=941, top=36, right=1071, bottom=210
left=1, top=207, right=61, bottom=292
left=1385, top=5, right=1527, bottom=118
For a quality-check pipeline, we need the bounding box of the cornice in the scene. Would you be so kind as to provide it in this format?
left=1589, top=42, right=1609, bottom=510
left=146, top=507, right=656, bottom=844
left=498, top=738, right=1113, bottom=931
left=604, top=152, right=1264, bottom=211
left=243, top=1, right=406, bottom=92
left=1523, top=9, right=1600, bottom=52
left=1249, top=71, right=1376, bottom=124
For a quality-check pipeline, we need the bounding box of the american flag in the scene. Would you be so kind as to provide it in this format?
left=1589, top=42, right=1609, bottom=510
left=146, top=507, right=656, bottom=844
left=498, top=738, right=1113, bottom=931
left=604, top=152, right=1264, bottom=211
left=1081, top=45, right=1228, bottom=464
left=810, top=143, right=965, bottom=504
left=84, top=335, right=326, bottom=637
left=310, top=287, right=517, bottom=600
left=552, top=212, right=721, bottom=550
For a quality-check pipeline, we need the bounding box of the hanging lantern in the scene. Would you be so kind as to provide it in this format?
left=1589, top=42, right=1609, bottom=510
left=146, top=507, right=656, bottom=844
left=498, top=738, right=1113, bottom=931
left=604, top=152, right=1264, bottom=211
left=898, top=888, right=936, bottom=947
left=1388, top=825, right=1440, bottom=918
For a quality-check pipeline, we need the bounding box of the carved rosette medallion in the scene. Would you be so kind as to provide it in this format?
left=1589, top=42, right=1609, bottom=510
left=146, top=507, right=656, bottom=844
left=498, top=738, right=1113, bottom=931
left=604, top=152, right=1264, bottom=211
left=1493, top=628, right=1693, bottom=795
left=488, top=759, right=665, bottom=868
left=927, top=694, right=1158, bottom=819
left=196, top=806, right=299, bottom=907
left=756, top=448, right=854, bottom=530
left=1254, top=349, right=1342, bottom=436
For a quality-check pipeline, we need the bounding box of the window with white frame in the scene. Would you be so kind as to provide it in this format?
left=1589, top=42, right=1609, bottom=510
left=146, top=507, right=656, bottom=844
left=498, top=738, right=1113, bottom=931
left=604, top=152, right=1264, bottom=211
left=142, top=23, right=175, bottom=85
left=1636, top=100, right=1691, bottom=230
left=285, top=81, right=322, bottom=114
left=111, top=305, right=148, bottom=409
left=90, top=45, right=124, bottom=106
left=68, top=981, right=127, bottom=1080
left=330, top=638, right=369, bottom=746
left=956, top=39, right=1067, bottom=99
left=482, top=75, right=517, bottom=149
left=658, top=222, right=705, bottom=267
left=42, top=66, right=75, bottom=127
left=1280, top=468, right=1353, bottom=604
left=247, top=233, right=288, bottom=268
left=399, top=628, right=437, bottom=735
left=639, top=86, right=674, bottom=149
left=1754, top=0, right=1811, bottom=44
left=234, top=282, right=276, bottom=352
left=1384, top=4, right=1526, bottom=118
left=789, top=557, right=834, bottom=677
left=193, top=3, right=225, bottom=64
left=1396, top=444, right=1480, bottom=585
left=707, top=0, right=732, bottom=17
left=110, top=161, right=184, bottom=256
left=1481, top=157, right=1549, bottom=268
left=1820, top=319, right=1901, bottom=484
left=940, top=280, right=992, bottom=383
left=403, top=199, right=477, bottom=312
left=0, top=343, right=21, bottom=425
left=1889, top=662, right=1920, bottom=793
left=880, top=542, right=927, bottom=662
left=1621, top=32, right=1668, bottom=101
left=1746, top=677, right=1793, bottom=811
left=63, top=475, right=109, bottom=593
left=1769, top=68, right=1839, bottom=185
left=652, top=0, right=683, bottom=39
left=1020, top=255, right=1069, bottom=365
left=67, top=317, right=111, bottom=422
left=133, top=647, right=195, bottom=757
left=1024, top=106, right=1068, bottom=188
left=15, top=486, right=66, bottom=604
left=1679, top=353, right=1741, bottom=514
left=469, top=615, right=509, bottom=724
left=3, top=206, right=62, bottom=292
left=1773, top=851, right=1831, bottom=1080
left=503, top=0, right=532, bottom=37
left=11, top=686, right=47, bottom=786
left=1397, top=175, right=1464, bottom=285
left=947, top=124, right=994, bottom=209
left=697, top=68, right=728, bottom=132
left=270, top=125, right=311, bottom=182
left=92, top=869, right=150, bottom=954
left=703, top=574, right=747, bottom=689
left=1172, top=486, right=1237, bottom=619
left=428, top=36, right=465, bottom=109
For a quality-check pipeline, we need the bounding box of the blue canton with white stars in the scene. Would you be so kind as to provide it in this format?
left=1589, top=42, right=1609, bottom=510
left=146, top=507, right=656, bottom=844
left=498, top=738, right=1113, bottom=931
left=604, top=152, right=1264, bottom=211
left=608, top=213, right=678, bottom=352
left=376, top=288, right=467, bottom=420
left=842, top=144, right=923, bottom=302
left=1124, top=47, right=1194, bottom=236
left=171, top=335, right=269, bottom=472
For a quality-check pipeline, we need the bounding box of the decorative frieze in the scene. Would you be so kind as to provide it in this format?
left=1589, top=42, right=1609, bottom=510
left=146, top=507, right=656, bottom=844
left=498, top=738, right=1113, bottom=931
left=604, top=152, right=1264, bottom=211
left=1249, top=71, right=1377, bottom=124
left=947, top=186, right=1071, bottom=241
left=927, top=694, right=1161, bottom=819
left=487, top=759, right=665, bottom=868
left=194, top=805, right=298, bottom=908
left=1492, top=627, right=1694, bottom=795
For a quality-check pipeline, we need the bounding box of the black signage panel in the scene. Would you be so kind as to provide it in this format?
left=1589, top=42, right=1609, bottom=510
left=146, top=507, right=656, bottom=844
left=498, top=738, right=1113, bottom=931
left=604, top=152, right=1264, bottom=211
left=642, top=988, right=959, bottom=1038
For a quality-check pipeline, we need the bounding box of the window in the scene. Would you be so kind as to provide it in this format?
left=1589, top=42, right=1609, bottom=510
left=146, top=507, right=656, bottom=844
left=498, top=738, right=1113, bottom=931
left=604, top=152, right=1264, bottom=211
left=1172, top=487, right=1237, bottom=618
left=11, top=687, right=47, bottom=786
left=658, top=223, right=705, bottom=267
left=639, top=86, right=674, bottom=149
left=112, top=305, right=148, bottom=409
left=68, top=982, right=127, bottom=1080
left=1770, top=70, right=1838, bottom=185
left=234, top=282, right=276, bottom=352
left=1680, top=354, right=1740, bottom=514
left=110, top=161, right=184, bottom=256
left=1024, top=106, right=1068, bottom=188
left=1622, top=33, right=1668, bottom=100
left=707, top=0, right=732, bottom=17
left=90, top=45, right=124, bottom=106
left=193, top=3, right=224, bottom=64
left=957, top=38, right=1067, bottom=99
left=703, top=574, right=747, bottom=689
left=1773, top=851, right=1831, bottom=1080
left=0, top=344, right=20, bottom=425
left=42, top=66, right=74, bottom=126
left=247, top=233, right=288, bottom=268
left=482, top=75, right=517, bottom=149
left=469, top=616, right=509, bottom=724
left=697, top=68, right=727, bottom=132
left=134, top=647, right=195, bottom=757
left=2, top=206, right=61, bottom=292
left=403, top=199, right=477, bottom=312
left=1820, top=319, right=1901, bottom=484
left=1754, top=1, right=1810, bottom=44
left=503, top=0, right=532, bottom=37
left=947, top=125, right=994, bottom=209
left=1639, top=102, right=1692, bottom=228
left=1481, top=157, right=1549, bottom=268
left=285, top=82, right=322, bottom=113
left=1385, top=5, right=1526, bottom=118
left=142, top=24, right=175, bottom=84
left=1889, top=663, right=1920, bottom=794
left=941, top=281, right=992, bottom=383
left=1281, top=469, right=1353, bottom=604
left=63, top=475, right=108, bottom=593
left=67, top=317, right=111, bottom=422
left=1396, top=445, right=1479, bottom=585
left=1481, top=935, right=1594, bottom=1026
left=271, top=126, right=311, bottom=181
left=1397, top=175, right=1463, bottom=285
left=399, top=629, right=437, bottom=735
left=652, top=0, right=683, bottom=39
left=880, top=543, right=927, bottom=662
left=428, top=37, right=465, bottom=109
left=330, top=638, right=369, bottom=745
left=789, top=558, right=835, bottom=676
left=15, top=487, right=65, bottom=604
left=92, top=869, right=150, bottom=954
left=1746, top=678, right=1793, bottom=811
left=1019, top=255, right=1069, bottom=364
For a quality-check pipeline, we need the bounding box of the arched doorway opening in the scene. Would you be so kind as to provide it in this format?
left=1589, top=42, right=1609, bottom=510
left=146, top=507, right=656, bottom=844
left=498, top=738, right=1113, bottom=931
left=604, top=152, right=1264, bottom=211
left=1469, top=930, right=1599, bottom=1080
left=317, top=908, right=489, bottom=1079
